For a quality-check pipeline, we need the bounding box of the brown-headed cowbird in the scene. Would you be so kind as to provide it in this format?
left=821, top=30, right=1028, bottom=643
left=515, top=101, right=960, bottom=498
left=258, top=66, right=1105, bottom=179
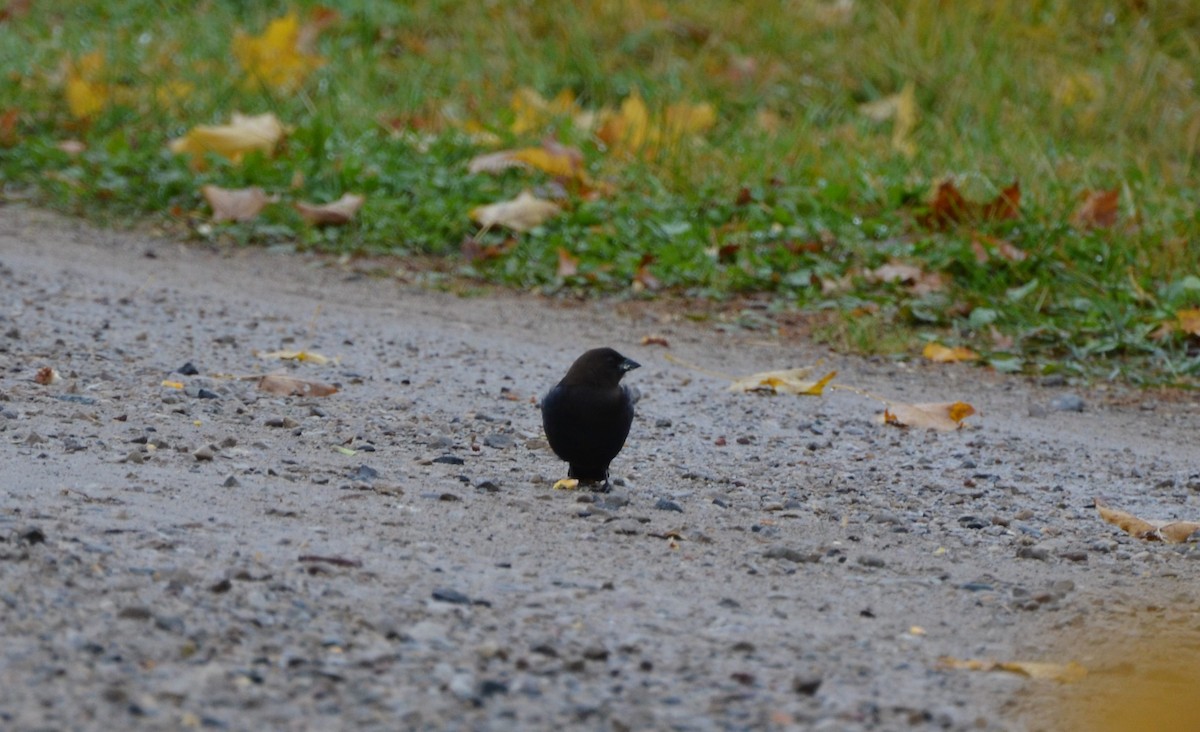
left=541, top=347, right=640, bottom=486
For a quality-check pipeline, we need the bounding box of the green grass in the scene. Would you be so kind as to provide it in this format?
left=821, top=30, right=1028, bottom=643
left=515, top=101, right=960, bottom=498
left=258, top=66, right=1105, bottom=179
left=2, top=0, right=1199, bottom=383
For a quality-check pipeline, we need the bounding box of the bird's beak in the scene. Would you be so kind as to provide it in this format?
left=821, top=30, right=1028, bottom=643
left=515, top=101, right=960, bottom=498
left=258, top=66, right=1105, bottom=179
left=621, top=358, right=640, bottom=372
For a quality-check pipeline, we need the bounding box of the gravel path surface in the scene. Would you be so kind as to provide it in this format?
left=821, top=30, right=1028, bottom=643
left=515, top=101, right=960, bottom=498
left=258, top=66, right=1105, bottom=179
left=1, top=206, right=1198, bottom=731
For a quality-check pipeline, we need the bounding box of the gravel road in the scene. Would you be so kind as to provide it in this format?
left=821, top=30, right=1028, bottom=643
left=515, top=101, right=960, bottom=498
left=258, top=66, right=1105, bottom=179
left=1, top=206, right=1198, bottom=731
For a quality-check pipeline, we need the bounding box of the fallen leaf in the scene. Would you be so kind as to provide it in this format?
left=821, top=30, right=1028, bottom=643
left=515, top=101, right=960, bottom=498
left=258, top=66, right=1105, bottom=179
left=552, top=478, right=580, bottom=491
left=56, top=139, right=87, bottom=155
left=257, top=374, right=338, bottom=397
left=460, top=236, right=515, bottom=264
left=971, top=233, right=1027, bottom=262
left=729, top=367, right=837, bottom=396
left=0, top=0, right=32, bottom=23
left=641, top=335, right=670, bottom=347
left=161, top=380, right=184, bottom=389
left=257, top=349, right=330, bottom=365
left=1175, top=308, right=1200, bottom=337
left=510, top=87, right=588, bottom=135
left=468, top=140, right=585, bottom=181
left=34, top=367, right=61, bottom=385
left=0, top=108, right=18, bottom=147
left=200, top=185, right=274, bottom=223
left=64, top=50, right=109, bottom=119
left=233, top=11, right=326, bottom=90
left=939, top=657, right=1087, bottom=683
left=596, top=91, right=716, bottom=157
left=632, top=253, right=661, bottom=291
left=294, top=193, right=365, bottom=226
left=868, top=261, right=924, bottom=284
left=920, top=180, right=1020, bottom=229
left=922, top=343, right=981, bottom=363
left=1070, top=188, right=1119, bottom=229
left=470, top=190, right=561, bottom=232
left=556, top=247, right=580, bottom=278
left=880, top=401, right=975, bottom=430
left=1094, top=498, right=1200, bottom=543
left=858, top=80, right=917, bottom=157
left=169, top=112, right=286, bottom=168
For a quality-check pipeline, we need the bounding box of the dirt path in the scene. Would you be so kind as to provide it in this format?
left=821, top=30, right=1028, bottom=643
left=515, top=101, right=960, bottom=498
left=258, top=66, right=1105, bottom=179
left=1, top=205, right=1198, bottom=731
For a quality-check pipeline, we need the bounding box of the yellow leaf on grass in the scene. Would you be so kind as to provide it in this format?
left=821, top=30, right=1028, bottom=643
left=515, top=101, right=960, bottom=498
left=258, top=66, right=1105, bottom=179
left=65, top=51, right=109, bottom=119
left=510, top=88, right=587, bottom=135
left=729, top=368, right=837, bottom=396
left=939, top=657, right=1086, bottom=683
left=859, top=81, right=917, bottom=158
left=597, top=91, right=715, bottom=157
left=257, top=374, right=338, bottom=397
left=170, top=112, right=285, bottom=168
left=233, top=11, right=326, bottom=91
left=1177, top=309, right=1200, bottom=337
left=881, top=401, right=975, bottom=431
left=294, top=193, right=365, bottom=226
left=467, top=141, right=584, bottom=181
left=257, top=349, right=330, bottom=365
left=1094, top=498, right=1200, bottom=543
left=922, top=342, right=980, bottom=363
left=470, top=190, right=560, bottom=232
left=201, top=185, right=275, bottom=223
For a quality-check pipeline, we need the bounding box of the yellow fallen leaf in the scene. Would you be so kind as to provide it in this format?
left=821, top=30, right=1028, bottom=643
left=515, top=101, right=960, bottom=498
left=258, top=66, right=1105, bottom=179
left=729, top=368, right=837, bottom=396
left=1177, top=308, right=1200, bottom=337
left=161, top=380, right=184, bottom=389
left=257, top=349, right=330, bottom=365
left=257, top=374, right=338, bottom=397
left=922, top=342, right=980, bottom=363
left=880, top=401, right=975, bottom=430
left=552, top=478, right=580, bottom=491
left=233, top=11, right=326, bottom=91
left=939, top=657, right=1086, bottom=683
left=1094, top=498, right=1200, bottom=543
left=859, top=81, right=917, bottom=157
left=467, top=142, right=584, bottom=181
left=510, top=87, right=587, bottom=135
left=200, top=185, right=275, bottom=223
left=470, top=190, right=561, bottom=232
left=596, top=91, right=715, bottom=158
left=169, top=112, right=286, bottom=168
left=294, top=193, right=365, bottom=226
left=64, top=50, right=108, bottom=119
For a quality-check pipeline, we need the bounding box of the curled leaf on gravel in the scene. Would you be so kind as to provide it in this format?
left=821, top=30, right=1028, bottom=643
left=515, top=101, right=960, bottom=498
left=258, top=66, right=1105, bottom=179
left=1094, top=498, right=1200, bottom=543
left=256, top=349, right=331, bottom=365
left=470, top=190, right=561, bottom=232
left=257, top=374, right=338, bottom=397
left=34, top=366, right=61, bottom=385
left=641, top=334, right=670, bottom=347
left=879, top=401, right=975, bottom=431
left=939, top=657, right=1087, bottom=683
left=201, top=185, right=276, bottom=223
left=294, top=193, right=365, bottom=226
left=922, top=343, right=980, bottom=363
left=552, top=478, right=579, bottom=491
left=729, top=367, right=837, bottom=395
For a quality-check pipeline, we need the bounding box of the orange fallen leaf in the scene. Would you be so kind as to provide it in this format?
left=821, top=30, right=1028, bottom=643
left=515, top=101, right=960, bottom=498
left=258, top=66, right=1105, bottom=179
left=881, top=401, right=975, bottom=430
left=556, top=247, right=580, bottom=278
left=922, top=343, right=980, bottom=363
left=257, top=374, right=338, bottom=397
left=470, top=190, right=561, bottom=232
left=632, top=253, right=661, bottom=292
left=294, top=193, right=365, bottom=226
left=1070, top=189, right=1119, bottom=229
left=1094, top=497, right=1200, bottom=543
left=201, top=185, right=275, bottom=223
left=641, top=335, right=670, bottom=347
left=939, top=657, right=1086, bottom=683
left=730, top=367, right=837, bottom=396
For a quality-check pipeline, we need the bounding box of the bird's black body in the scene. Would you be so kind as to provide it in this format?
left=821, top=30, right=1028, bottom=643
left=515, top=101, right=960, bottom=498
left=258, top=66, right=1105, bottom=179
left=541, top=348, right=639, bottom=484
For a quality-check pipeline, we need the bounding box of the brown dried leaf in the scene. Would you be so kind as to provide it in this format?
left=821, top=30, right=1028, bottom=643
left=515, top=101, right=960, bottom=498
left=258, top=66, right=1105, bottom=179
left=555, top=247, right=579, bottom=278
left=257, top=374, right=338, bottom=397
left=920, top=180, right=1020, bottom=229
left=1094, top=497, right=1200, bottom=543
left=1071, top=189, right=1119, bottom=229
left=35, top=366, right=61, bottom=385
left=641, top=334, right=670, bottom=347
left=201, top=185, right=274, bottom=223
left=0, top=108, right=18, bottom=147
left=294, top=193, right=365, bottom=226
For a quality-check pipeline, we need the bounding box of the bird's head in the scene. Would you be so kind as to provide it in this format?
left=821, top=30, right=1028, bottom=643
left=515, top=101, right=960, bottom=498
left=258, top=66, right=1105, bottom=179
left=561, top=347, right=640, bottom=387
